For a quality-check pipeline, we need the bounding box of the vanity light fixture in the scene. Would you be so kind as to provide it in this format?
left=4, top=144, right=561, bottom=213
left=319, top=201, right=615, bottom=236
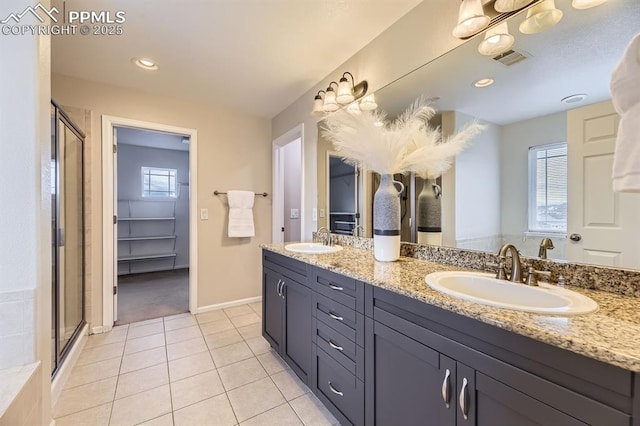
left=311, top=72, right=369, bottom=115
left=347, top=101, right=362, bottom=114
left=519, top=0, right=563, bottom=34
left=453, top=0, right=490, bottom=38
left=474, top=77, right=495, bottom=88
left=571, top=0, right=608, bottom=9
left=478, top=22, right=515, bottom=56
left=494, top=0, right=535, bottom=13
left=132, top=57, right=159, bottom=70
left=359, top=93, right=378, bottom=111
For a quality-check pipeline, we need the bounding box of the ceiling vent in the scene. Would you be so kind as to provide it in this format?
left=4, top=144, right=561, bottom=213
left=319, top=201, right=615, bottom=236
left=492, top=49, right=528, bottom=66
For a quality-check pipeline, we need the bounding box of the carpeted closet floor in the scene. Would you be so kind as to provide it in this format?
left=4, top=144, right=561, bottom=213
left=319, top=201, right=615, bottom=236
left=116, top=269, right=189, bottom=325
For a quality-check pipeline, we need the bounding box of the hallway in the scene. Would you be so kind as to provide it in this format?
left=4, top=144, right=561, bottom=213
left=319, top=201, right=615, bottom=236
left=53, top=303, right=338, bottom=425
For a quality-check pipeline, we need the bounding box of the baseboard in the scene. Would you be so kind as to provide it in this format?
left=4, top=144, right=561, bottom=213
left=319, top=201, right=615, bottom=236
left=51, top=324, right=89, bottom=408
left=196, top=296, right=262, bottom=314
left=91, top=325, right=110, bottom=335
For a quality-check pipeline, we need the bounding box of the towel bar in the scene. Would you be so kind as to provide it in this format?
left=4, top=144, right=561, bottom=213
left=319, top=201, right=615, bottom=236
left=213, top=190, right=268, bottom=197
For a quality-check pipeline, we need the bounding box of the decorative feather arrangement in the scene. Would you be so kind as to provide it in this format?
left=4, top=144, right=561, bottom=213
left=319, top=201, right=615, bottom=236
left=322, top=98, right=485, bottom=178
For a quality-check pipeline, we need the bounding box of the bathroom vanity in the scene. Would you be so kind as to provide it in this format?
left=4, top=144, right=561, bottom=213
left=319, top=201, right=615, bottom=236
left=261, top=244, right=640, bottom=426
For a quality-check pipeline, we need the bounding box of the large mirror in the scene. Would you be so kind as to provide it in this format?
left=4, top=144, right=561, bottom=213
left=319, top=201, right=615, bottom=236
left=318, top=0, right=640, bottom=269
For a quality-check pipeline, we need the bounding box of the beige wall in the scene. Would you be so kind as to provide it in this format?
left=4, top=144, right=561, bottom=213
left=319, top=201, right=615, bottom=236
left=52, top=74, right=272, bottom=327
left=272, top=0, right=463, bottom=240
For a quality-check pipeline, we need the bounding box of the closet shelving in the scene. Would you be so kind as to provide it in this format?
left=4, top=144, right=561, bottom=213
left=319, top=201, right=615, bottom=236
left=117, top=200, right=177, bottom=273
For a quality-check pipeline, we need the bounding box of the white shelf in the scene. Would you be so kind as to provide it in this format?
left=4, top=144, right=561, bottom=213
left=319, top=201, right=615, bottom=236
left=118, top=235, right=177, bottom=241
left=118, top=253, right=177, bottom=262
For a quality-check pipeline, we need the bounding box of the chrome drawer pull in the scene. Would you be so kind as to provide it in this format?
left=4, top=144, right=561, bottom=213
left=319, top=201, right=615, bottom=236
left=459, top=377, right=469, bottom=420
left=328, top=340, right=344, bottom=351
left=328, top=312, right=344, bottom=321
left=441, top=369, right=451, bottom=408
left=329, top=284, right=344, bottom=291
left=328, top=382, right=344, bottom=396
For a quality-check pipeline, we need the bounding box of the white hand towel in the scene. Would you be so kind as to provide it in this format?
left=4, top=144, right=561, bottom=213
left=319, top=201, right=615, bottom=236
left=227, top=190, right=255, bottom=238
left=611, top=33, right=640, bottom=193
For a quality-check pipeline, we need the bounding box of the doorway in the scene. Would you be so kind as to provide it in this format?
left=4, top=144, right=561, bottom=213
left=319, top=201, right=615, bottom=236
left=102, top=116, right=198, bottom=330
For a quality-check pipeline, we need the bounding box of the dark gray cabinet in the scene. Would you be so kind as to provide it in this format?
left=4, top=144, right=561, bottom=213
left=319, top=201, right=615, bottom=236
left=262, top=252, right=311, bottom=384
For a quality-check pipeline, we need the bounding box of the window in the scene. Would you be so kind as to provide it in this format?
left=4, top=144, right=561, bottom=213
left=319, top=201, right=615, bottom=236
left=141, top=167, right=177, bottom=198
left=528, top=143, right=567, bottom=233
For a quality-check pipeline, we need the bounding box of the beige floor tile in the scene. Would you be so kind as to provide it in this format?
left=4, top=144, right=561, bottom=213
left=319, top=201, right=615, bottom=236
left=64, top=357, right=121, bottom=389
left=289, top=394, right=338, bottom=426
left=167, top=336, right=207, bottom=361
left=199, top=318, right=234, bottom=336
left=227, top=377, right=286, bottom=422
left=196, top=309, right=228, bottom=324
left=84, top=327, right=128, bottom=349
left=257, top=350, right=289, bottom=375
left=240, top=403, right=303, bottom=426
left=115, top=363, right=169, bottom=400
left=110, top=384, right=172, bottom=426
left=236, top=323, right=261, bottom=340
left=248, top=302, right=262, bottom=315
left=124, top=333, right=165, bottom=355
left=173, top=394, right=237, bottom=426
left=165, top=325, right=202, bottom=345
left=54, top=402, right=112, bottom=426
left=170, top=369, right=225, bottom=410
left=54, top=376, right=117, bottom=418
left=163, top=312, right=191, bottom=322
left=223, top=305, right=254, bottom=318
left=230, top=312, right=261, bottom=328
left=129, top=317, right=163, bottom=328
left=210, top=341, right=254, bottom=368
left=218, top=357, right=267, bottom=391
left=203, top=328, right=243, bottom=350
left=245, top=336, right=271, bottom=355
left=127, top=322, right=165, bottom=340
left=75, top=341, right=124, bottom=367
left=137, top=413, right=174, bottom=426
left=168, top=351, right=215, bottom=382
left=270, top=369, right=309, bottom=401
left=163, top=314, right=197, bottom=331
left=120, top=346, right=167, bottom=374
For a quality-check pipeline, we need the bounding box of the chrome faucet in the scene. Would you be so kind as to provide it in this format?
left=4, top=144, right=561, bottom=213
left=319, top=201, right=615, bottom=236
left=316, top=227, right=331, bottom=246
left=538, top=238, right=554, bottom=259
left=497, top=244, right=524, bottom=283
left=352, top=225, right=364, bottom=237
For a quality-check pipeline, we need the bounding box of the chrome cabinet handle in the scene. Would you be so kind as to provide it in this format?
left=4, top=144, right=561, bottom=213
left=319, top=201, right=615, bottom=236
left=280, top=281, right=285, bottom=299
left=328, top=340, right=344, bottom=351
left=441, top=369, right=451, bottom=408
left=328, top=312, right=343, bottom=321
left=459, top=377, right=469, bottom=420
left=328, top=382, right=344, bottom=396
left=276, top=280, right=282, bottom=296
left=329, top=284, right=344, bottom=291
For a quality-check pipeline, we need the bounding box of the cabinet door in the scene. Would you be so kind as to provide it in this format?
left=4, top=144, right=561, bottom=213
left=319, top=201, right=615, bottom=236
left=282, top=278, right=312, bottom=383
left=262, top=268, right=283, bottom=352
left=469, top=371, right=587, bottom=426
left=366, top=321, right=456, bottom=426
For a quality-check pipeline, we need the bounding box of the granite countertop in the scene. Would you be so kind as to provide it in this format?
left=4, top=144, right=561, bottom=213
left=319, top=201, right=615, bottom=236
left=262, top=243, right=640, bottom=373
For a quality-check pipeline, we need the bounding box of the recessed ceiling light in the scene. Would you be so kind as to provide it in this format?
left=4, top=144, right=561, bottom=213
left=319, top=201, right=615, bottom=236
left=561, top=93, right=588, bottom=104
left=473, top=78, right=494, bottom=88
left=132, top=58, right=158, bottom=70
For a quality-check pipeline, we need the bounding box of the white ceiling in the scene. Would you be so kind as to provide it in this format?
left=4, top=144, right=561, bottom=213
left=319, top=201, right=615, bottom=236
left=51, top=0, right=423, bottom=118
left=117, top=127, right=189, bottom=151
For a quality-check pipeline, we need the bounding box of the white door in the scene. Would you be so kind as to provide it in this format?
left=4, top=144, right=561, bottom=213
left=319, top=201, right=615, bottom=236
left=113, top=128, right=119, bottom=321
left=567, top=101, right=640, bottom=268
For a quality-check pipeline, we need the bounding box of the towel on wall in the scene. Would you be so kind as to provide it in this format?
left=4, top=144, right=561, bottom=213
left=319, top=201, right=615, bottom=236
left=227, top=190, right=255, bottom=238
left=611, top=32, right=640, bottom=193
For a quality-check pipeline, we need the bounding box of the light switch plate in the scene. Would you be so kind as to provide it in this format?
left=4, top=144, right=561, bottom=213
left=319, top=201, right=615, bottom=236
left=312, top=208, right=317, bottom=221
left=200, top=208, right=208, bottom=220
left=290, top=208, right=299, bottom=219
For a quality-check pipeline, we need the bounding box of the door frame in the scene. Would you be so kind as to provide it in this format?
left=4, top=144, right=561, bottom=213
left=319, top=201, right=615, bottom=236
left=102, top=115, right=198, bottom=330
left=272, top=124, right=304, bottom=243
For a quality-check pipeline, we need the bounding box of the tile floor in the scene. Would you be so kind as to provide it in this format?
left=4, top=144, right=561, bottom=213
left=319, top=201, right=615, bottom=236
left=54, top=302, right=339, bottom=426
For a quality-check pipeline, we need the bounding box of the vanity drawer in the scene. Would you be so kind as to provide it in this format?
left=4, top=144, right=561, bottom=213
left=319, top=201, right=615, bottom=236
left=314, top=292, right=364, bottom=347
left=314, top=346, right=364, bottom=426
left=312, top=267, right=364, bottom=313
left=314, top=318, right=364, bottom=380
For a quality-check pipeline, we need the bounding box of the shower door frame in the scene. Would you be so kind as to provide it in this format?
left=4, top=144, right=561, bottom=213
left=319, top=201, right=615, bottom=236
left=51, top=100, right=86, bottom=377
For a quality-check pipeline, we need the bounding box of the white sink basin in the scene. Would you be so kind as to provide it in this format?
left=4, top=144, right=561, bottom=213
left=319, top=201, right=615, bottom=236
left=284, top=242, right=343, bottom=254
left=425, top=271, right=598, bottom=316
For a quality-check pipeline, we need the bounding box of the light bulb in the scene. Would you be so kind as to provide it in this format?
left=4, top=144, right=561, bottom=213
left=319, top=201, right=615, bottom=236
left=323, top=89, right=339, bottom=112
left=336, top=78, right=355, bottom=104
left=359, top=94, right=378, bottom=111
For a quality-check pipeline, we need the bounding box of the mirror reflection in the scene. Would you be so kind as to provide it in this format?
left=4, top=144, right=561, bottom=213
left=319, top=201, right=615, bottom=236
left=318, top=0, right=640, bottom=269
